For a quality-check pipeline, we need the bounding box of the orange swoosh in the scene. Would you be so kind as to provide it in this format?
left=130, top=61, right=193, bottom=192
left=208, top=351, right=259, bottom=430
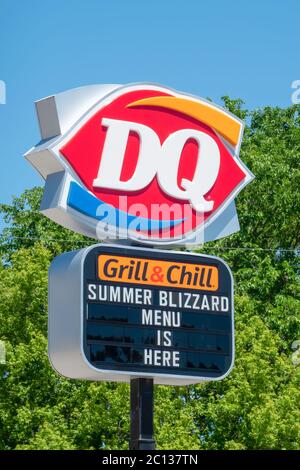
left=127, top=96, right=242, bottom=147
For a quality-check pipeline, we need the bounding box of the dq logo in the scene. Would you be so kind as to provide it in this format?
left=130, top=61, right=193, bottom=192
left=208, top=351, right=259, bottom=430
left=25, top=83, right=253, bottom=246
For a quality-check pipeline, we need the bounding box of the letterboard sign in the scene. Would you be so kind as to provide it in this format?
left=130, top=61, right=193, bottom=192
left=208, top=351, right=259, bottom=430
left=49, top=244, right=234, bottom=385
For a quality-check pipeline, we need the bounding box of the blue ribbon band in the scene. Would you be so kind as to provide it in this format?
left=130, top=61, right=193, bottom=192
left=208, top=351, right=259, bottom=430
left=67, top=182, right=184, bottom=231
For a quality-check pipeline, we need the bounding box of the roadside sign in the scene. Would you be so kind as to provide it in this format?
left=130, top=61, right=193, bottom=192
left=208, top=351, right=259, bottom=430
left=25, top=82, right=252, bottom=448
left=49, top=244, right=233, bottom=385
left=25, top=83, right=253, bottom=246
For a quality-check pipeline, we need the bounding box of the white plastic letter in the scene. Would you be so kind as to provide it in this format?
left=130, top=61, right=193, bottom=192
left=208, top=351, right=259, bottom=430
left=158, top=130, right=220, bottom=212
left=93, top=118, right=160, bottom=191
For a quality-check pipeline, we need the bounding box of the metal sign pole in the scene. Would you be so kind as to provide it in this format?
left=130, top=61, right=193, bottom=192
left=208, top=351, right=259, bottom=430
left=130, top=378, right=156, bottom=450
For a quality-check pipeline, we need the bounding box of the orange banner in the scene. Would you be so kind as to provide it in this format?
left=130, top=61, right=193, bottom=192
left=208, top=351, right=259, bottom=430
left=98, top=255, right=218, bottom=291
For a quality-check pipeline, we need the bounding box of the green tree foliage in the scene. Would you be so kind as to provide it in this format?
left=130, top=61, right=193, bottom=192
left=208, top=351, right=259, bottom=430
left=0, top=101, right=299, bottom=450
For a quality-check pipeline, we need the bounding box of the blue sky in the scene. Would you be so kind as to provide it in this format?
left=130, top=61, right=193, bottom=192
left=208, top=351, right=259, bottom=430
left=0, top=0, right=299, bottom=209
